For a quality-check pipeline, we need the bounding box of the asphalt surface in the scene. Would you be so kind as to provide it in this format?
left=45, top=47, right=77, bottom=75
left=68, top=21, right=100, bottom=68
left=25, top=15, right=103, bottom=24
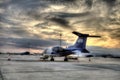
left=0, top=55, right=120, bottom=80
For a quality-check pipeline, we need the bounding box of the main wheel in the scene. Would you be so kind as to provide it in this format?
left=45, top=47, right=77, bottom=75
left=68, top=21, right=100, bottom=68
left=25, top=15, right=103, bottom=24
left=64, top=57, right=68, bottom=61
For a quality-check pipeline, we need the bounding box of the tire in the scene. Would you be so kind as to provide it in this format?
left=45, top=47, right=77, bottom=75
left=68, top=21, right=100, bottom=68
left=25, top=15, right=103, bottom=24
left=64, top=57, right=68, bottom=61
left=50, top=57, right=54, bottom=61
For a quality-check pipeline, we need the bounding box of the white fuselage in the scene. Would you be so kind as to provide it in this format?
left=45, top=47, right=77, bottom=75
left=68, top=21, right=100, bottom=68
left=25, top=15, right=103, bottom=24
left=43, top=48, right=93, bottom=58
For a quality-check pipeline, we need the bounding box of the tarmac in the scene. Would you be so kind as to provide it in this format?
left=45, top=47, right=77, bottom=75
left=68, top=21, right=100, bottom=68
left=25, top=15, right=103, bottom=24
left=0, top=54, right=120, bottom=80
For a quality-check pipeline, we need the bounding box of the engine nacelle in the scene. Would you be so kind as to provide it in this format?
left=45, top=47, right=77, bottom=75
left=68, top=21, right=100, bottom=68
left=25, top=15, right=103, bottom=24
left=52, top=46, right=64, bottom=52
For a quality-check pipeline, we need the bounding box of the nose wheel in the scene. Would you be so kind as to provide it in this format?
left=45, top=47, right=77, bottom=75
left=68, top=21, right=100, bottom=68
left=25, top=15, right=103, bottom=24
left=50, top=56, right=54, bottom=61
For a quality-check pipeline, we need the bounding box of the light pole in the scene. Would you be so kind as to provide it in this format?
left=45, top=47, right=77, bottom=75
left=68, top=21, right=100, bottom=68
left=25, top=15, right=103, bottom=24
left=28, top=42, right=31, bottom=53
left=59, top=33, right=62, bottom=47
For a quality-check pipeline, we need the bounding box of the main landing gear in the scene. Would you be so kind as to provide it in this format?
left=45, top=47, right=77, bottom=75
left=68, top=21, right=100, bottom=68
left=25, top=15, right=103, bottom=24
left=64, top=56, right=68, bottom=61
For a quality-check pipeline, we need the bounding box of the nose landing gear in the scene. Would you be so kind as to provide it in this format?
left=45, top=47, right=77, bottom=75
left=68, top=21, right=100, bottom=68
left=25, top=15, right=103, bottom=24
left=50, top=56, right=55, bottom=61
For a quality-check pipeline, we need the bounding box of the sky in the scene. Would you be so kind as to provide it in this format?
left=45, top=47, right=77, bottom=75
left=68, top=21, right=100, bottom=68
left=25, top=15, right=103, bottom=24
left=0, top=0, right=120, bottom=53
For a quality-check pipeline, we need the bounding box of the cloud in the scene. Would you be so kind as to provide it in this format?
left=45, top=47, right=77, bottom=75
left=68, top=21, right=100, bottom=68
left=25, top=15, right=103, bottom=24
left=0, top=0, right=120, bottom=52
left=48, top=17, right=71, bottom=28
left=85, top=0, right=93, bottom=8
left=102, top=0, right=116, bottom=6
left=0, top=37, right=65, bottom=49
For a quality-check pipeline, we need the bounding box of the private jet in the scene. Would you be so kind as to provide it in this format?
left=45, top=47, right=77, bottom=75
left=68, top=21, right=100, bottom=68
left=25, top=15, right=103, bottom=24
left=41, top=31, right=101, bottom=61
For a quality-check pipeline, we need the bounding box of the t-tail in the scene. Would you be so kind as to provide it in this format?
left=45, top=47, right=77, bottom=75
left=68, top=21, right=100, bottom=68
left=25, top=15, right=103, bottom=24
left=71, top=31, right=101, bottom=53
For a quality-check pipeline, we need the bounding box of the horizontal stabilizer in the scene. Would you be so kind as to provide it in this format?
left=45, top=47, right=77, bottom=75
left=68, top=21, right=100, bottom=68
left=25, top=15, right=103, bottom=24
left=72, top=31, right=88, bottom=37
left=72, top=31, right=101, bottom=38
left=88, top=35, right=101, bottom=37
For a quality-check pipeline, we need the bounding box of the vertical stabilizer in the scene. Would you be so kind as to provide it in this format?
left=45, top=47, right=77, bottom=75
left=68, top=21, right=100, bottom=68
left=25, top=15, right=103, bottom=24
left=72, top=31, right=101, bottom=53
left=74, top=37, right=87, bottom=49
left=74, top=37, right=89, bottom=53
